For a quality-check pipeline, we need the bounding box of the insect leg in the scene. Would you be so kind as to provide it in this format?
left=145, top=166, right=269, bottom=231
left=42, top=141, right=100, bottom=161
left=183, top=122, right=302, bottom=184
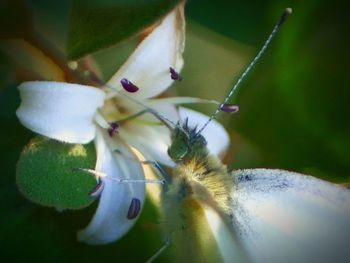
left=114, top=149, right=171, bottom=186
left=142, top=160, right=171, bottom=185
left=72, top=167, right=165, bottom=189
left=145, top=236, right=171, bottom=263
left=109, top=177, right=166, bottom=185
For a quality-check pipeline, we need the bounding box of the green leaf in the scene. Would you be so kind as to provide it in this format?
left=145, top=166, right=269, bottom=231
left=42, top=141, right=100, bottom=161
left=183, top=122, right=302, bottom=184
left=67, top=0, right=180, bottom=59
left=16, top=136, right=97, bottom=210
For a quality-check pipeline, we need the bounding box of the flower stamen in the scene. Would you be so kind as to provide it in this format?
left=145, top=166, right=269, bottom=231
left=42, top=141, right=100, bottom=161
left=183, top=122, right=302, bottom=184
left=219, top=104, right=239, bottom=113
left=127, top=198, right=141, bottom=219
left=169, top=67, right=182, bottom=81
left=89, top=179, right=105, bottom=197
left=120, top=78, right=139, bottom=93
left=94, top=113, right=120, bottom=137
left=108, top=122, right=119, bottom=137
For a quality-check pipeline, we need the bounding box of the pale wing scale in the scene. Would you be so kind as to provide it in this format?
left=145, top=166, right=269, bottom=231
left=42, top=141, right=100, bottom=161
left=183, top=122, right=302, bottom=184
left=231, top=168, right=350, bottom=263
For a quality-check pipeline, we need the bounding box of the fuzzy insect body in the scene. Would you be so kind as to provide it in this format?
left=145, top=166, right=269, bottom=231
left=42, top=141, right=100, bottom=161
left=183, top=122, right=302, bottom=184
left=174, top=155, right=232, bottom=214
left=165, top=123, right=233, bottom=216
left=159, top=122, right=235, bottom=262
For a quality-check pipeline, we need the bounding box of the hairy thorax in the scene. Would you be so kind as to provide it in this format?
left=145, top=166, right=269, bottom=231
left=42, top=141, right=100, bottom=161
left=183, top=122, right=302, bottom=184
left=174, top=154, right=233, bottom=215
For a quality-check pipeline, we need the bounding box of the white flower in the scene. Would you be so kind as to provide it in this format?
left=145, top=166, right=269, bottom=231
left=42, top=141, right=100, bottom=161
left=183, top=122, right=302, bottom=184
left=15, top=5, right=229, bottom=245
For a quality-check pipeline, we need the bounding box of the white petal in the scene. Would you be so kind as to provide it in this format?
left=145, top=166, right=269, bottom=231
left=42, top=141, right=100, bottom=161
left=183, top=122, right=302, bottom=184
left=118, top=102, right=179, bottom=167
left=142, top=99, right=181, bottom=125
left=231, top=169, right=350, bottom=263
left=119, top=124, right=174, bottom=167
left=106, top=4, right=185, bottom=99
left=16, top=81, right=105, bottom=144
left=178, top=107, right=230, bottom=157
left=78, top=130, right=145, bottom=244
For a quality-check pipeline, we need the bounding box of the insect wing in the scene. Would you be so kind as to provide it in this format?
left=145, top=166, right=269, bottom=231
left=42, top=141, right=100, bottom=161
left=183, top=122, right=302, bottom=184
left=161, top=196, right=247, bottom=263
left=231, top=169, right=350, bottom=263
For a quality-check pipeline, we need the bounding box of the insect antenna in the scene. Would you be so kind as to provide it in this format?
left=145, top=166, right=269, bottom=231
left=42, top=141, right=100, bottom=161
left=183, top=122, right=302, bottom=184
left=196, top=7, right=293, bottom=135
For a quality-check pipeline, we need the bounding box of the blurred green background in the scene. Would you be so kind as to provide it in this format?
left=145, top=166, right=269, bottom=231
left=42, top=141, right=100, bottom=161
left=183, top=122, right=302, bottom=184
left=0, top=0, right=349, bottom=262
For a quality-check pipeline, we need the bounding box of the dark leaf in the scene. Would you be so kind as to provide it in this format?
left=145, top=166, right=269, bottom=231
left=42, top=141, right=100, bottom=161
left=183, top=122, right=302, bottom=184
left=67, top=0, right=180, bottom=59
left=0, top=0, right=33, bottom=39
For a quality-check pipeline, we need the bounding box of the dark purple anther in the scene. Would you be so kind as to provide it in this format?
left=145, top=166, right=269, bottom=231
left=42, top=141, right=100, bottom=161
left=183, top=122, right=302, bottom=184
left=108, top=122, right=119, bottom=137
left=120, top=78, right=139, bottom=93
left=169, top=67, right=182, bottom=81
left=89, top=179, right=104, bottom=198
left=127, top=198, right=141, bottom=220
left=220, top=104, right=239, bottom=113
